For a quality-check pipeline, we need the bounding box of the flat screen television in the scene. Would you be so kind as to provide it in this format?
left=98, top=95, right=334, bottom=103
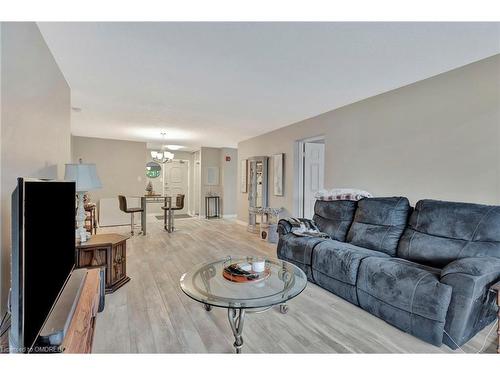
left=10, top=178, right=76, bottom=353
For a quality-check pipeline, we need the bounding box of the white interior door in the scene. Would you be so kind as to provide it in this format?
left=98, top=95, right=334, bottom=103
left=303, top=142, right=325, bottom=219
left=164, top=160, right=189, bottom=215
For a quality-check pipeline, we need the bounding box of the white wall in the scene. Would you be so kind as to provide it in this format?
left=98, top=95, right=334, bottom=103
left=72, top=136, right=148, bottom=202
left=220, top=148, right=238, bottom=216
left=1, top=23, right=71, bottom=313
left=237, top=54, right=500, bottom=222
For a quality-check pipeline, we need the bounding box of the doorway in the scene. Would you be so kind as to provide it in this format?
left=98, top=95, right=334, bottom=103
left=296, top=137, right=325, bottom=219
left=163, top=159, right=189, bottom=215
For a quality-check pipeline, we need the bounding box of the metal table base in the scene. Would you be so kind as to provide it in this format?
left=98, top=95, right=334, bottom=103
left=206, top=304, right=288, bottom=354
left=139, top=196, right=172, bottom=234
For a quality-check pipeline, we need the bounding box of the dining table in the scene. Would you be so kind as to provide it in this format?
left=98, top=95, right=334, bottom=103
left=132, top=195, right=173, bottom=234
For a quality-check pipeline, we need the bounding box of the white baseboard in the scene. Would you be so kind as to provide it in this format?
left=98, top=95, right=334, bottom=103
left=222, top=214, right=237, bottom=219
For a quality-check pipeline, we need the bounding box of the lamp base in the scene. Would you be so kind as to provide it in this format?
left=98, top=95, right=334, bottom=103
left=76, top=192, right=89, bottom=243
left=76, top=228, right=90, bottom=243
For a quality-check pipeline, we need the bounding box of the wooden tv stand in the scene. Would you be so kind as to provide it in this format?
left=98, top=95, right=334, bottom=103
left=1, top=268, right=103, bottom=354
left=38, top=267, right=104, bottom=353
left=60, top=268, right=102, bottom=353
left=37, top=267, right=104, bottom=353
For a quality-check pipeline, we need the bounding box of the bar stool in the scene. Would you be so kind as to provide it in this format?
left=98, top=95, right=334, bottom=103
left=118, top=195, right=144, bottom=235
left=162, top=194, right=185, bottom=231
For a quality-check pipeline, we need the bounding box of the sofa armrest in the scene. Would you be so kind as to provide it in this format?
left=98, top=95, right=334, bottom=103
left=439, top=257, right=500, bottom=347
left=277, top=218, right=316, bottom=237
left=441, top=257, right=500, bottom=296
left=441, top=257, right=500, bottom=280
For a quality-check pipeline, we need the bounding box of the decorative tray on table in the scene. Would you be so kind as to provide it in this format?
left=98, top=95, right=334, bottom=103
left=222, top=261, right=271, bottom=283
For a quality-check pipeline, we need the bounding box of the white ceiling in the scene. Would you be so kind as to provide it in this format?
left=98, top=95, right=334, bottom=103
left=38, top=22, right=500, bottom=149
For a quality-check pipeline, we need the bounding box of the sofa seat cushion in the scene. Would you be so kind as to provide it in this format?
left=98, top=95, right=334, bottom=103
left=312, top=240, right=389, bottom=285
left=277, top=233, right=326, bottom=265
left=313, top=200, right=357, bottom=241
left=357, top=257, right=452, bottom=345
left=346, top=197, right=411, bottom=256
left=358, top=257, right=449, bottom=320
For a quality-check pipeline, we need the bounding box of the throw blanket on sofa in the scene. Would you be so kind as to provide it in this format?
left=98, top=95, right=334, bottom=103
left=281, top=218, right=330, bottom=238
left=314, top=188, right=372, bottom=201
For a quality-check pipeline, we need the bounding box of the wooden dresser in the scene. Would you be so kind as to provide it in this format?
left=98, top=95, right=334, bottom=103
left=75, top=234, right=131, bottom=293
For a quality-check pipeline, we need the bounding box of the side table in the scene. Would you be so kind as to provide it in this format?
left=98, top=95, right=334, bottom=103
left=490, top=281, right=500, bottom=353
left=205, top=196, right=220, bottom=219
left=75, top=233, right=131, bottom=293
left=84, top=203, right=97, bottom=235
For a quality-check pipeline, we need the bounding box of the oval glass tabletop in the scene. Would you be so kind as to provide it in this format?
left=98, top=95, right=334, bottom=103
left=180, top=256, right=307, bottom=309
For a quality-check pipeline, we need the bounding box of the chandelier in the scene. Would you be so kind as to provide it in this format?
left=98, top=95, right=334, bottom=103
left=151, top=132, right=175, bottom=163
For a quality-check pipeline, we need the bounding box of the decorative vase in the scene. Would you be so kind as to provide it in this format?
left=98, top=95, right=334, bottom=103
left=145, top=181, right=153, bottom=195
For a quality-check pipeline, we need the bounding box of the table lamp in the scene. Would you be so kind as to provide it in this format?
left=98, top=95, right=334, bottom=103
left=64, top=160, right=102, bottom=242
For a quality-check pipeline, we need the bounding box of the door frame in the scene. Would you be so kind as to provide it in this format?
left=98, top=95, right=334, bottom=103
left=294, top=135, right=325, bottom=218
left=163, top=159, right=191, bottom=215
left=193, top=159, right=200, bottom=216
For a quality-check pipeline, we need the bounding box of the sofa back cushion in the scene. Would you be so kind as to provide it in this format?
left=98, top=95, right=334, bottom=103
left=397, top=199, right=500, bottom=268
left=313, top=200, right=357, bottom=241
left=346, top=197, right=410, bottom=256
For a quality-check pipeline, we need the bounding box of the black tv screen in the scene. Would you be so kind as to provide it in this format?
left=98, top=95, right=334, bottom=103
left=11, top=178, right=75, bottom=352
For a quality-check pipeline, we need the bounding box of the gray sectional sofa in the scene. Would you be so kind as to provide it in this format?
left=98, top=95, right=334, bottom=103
left=277, top=197, right=500, bottom=348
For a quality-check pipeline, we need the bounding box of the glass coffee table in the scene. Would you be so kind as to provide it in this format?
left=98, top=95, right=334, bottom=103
left=180, top=256, right=307, bottom=353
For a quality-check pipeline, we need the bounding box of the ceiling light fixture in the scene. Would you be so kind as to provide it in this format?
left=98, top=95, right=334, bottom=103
left=165, top=145, right=184, bottom=151
left=151, top=132, right=174, bottom=163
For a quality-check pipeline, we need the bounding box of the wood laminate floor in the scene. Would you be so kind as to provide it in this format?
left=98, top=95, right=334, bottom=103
left=93, top=216, right=498, bottom=353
